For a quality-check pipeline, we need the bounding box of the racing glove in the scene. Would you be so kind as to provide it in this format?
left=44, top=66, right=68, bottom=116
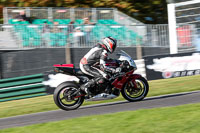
left=114, top=67, right=122, bottom=73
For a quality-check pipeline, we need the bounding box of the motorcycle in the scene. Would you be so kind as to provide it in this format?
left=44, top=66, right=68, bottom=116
left=53, top=50, right=149, bottom=111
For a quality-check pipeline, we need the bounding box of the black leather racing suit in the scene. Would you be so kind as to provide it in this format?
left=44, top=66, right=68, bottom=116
left=80, top=43, right=115, bottom=90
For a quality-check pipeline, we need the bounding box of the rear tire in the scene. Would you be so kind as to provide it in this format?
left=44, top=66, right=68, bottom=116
left=53, top=82, right=84, bottom=111
left=121, top=77, right=149, bottom=102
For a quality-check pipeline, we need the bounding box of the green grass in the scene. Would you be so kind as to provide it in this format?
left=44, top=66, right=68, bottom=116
left=0, top=75, right=200, bottom=118
left=1, top=103, right=200, bottom=133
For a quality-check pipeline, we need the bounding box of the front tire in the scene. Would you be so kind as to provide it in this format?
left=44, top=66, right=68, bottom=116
left=53, top=82, right=84, bottom=111
left=121, top=77, right=149, bottom=102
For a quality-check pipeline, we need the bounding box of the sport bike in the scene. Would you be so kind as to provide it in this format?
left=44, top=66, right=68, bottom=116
left=53, top=50, right=149, bottom=111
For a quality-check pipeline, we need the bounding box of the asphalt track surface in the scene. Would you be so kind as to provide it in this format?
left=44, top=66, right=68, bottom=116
left=0, top=91, right=200, bottom=130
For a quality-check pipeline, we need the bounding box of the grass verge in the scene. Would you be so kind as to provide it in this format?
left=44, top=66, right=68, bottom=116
left=1, top=103, right=200, bottom=133
left=0, top=75, right=200, bottom=118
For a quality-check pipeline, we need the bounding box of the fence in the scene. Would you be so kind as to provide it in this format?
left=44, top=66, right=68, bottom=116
left=0, top=73, right=46, bottom=102
left=4, top=8, right=113, bottom=22
left=3, top=7, right=143, bottom=25
left=1, top=7, right=172, bottom=49
left=0, top=25, right=20, bottom=49
left=0, top=24, right=170, bottom=49
left=3, top=7, right=199, bottom=52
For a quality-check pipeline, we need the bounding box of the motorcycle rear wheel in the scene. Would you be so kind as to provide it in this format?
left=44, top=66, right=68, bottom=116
left=53, top=82, right=84, bottom=111
left=121, top=77, right=149, bottom=102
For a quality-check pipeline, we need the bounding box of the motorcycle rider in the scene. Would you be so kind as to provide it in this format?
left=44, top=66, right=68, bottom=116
left=80, top=36, right=120, bottom=94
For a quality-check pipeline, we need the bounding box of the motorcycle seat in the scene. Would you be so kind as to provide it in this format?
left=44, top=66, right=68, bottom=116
left=74, top=68, right=85, bottom=76
left=74, top=68, right=93, bottom=79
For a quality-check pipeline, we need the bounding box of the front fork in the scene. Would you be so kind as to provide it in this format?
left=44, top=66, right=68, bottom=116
left=129, top=81, right=137, bottom=88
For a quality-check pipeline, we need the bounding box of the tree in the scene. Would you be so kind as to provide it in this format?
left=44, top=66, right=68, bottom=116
left=0, top=0, right=168, bottom=24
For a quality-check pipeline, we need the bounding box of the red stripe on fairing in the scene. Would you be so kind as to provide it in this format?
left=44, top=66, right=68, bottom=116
left=53, top=64, right=74, bottom=68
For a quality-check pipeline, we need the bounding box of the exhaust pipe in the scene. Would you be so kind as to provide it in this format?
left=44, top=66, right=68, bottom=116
left=87, top=93, right=118, bottom=101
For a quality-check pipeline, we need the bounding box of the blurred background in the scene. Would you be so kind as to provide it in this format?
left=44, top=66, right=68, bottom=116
left=0, top=0, right=199, bottom=101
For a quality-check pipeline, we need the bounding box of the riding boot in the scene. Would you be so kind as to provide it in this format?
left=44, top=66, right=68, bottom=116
left=80, top=79, right=95, bottom=94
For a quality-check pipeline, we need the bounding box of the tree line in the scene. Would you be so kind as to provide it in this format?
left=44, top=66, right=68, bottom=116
left=0, top=0, right=168, bottom=24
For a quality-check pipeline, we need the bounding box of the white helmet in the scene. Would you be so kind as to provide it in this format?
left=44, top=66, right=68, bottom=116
left=102, top=37, right=117, bottom=53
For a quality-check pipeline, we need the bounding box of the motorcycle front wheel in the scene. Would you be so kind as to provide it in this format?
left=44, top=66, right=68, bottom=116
left=121, top=77, right=149, bottom=102
left=53, top=82, right=84, bottom=111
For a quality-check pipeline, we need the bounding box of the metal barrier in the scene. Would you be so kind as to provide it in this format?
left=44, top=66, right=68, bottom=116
left=0, top=74, right=46, bottom=102
left=2, top=7, right=172, bottom=49
left=0, top=25, right=19, bottom=49
left=0, top=24, right=170, bottom=49
left=3, top=7, right=142, bottom=25
left=4, top=8, right=112, bottom=23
